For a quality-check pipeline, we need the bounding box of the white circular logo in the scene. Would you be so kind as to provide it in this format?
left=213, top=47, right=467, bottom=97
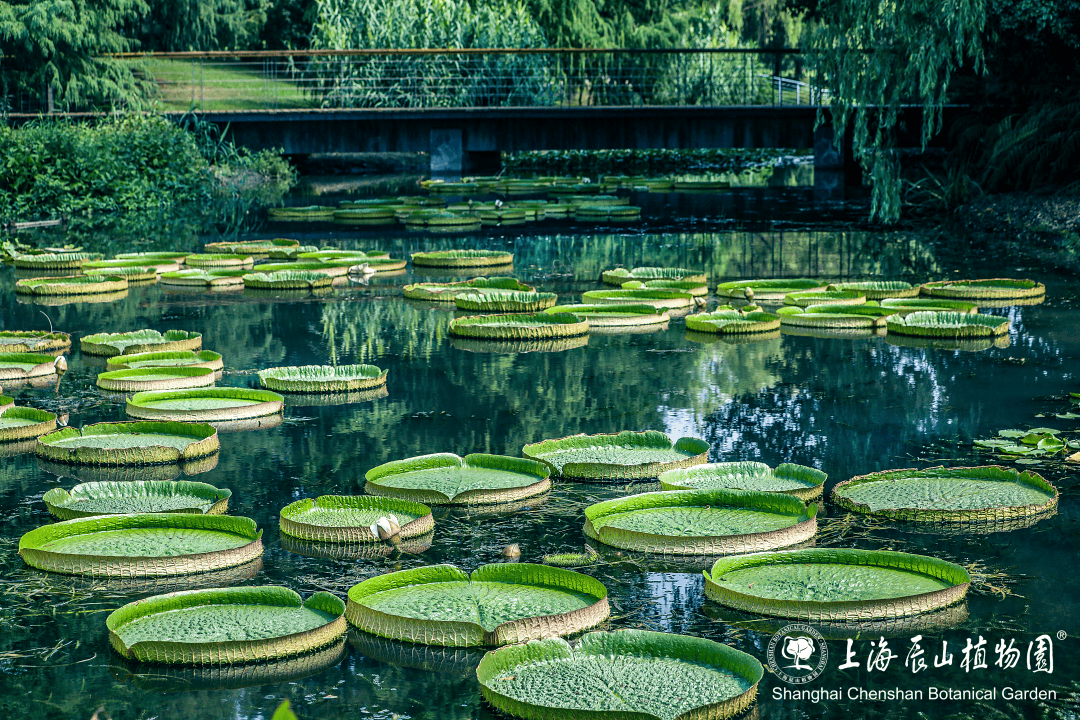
left=767, top=624, right=828, bottom=684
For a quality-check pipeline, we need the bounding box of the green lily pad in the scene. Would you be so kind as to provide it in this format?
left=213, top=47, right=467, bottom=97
left=81, top=330, right=202, bottom=357
left=449, top=313, right=589, bottom=341
left=543, top=304, right=669, bottom=328
left=584, top=489, right=818, bottom=555
left=920, top=277, right=1045, bottom=300
left=0, top=407, right=58, bottom=442
left=257, top=364, right=387, bottom=393
left=411, top=250, right=514, bottom=267
left=248, top=262, right=350, bottom=277
left=659, top=461, right=826, bottom=501
left=522, top=430, right=710, bottom=481
left=477, top=630, right=761, bottom=720
left=601, top=267, right=707, bottom=285
left=96, top=366, right=217, bottom=392
left=159, top=270, right=248, bottom=287
left=107, top=350, right=224, bottom=371
left=0, top=352, right=62, bottom=380
left=777, top=304, right=893, bottom=329
left=622, top=279, right=709, bottom=296
left=685, top=310, right=780, bottom=334
left=279, top=495, right=434, bottom=542
left=107, top=586, right=346, bottom=664
left=126, top=388, right=284, bottom=422
left=403, top=277, right=534, bottom=301
left=580, top=288, right=694, bottom=310
left=715, top=278, right=829, bottom=301
left=345, top=563, right=609, bottom=647
left=703, top=548, right=971, bottom=620
left=364, top=453, right=550, bottom=505
left=455, top=291, right=558, bottom=313
left=42, top=479, right=232, bottom=519
left=36, top=421, right=220, bottom=465
left=15, top=275, right=128, bottom=296
left=886, top=311, right=1010, bottom=338
left=183, top=253, right=254, bottom=269
left=242, top=271, right=336, bottom=290
left=0, top=330, right=71, bottom=353
left=828, top=281, right=920, bottom=300
left=878, top=298, right=978, bottom=314
left=784, top=290, right=867, bottom=307
left=13, top=252, right=100, bottom=269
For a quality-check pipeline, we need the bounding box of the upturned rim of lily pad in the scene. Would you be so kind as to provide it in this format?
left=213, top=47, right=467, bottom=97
left=403, top=277, right=534, bottom=301
left=0, top=330, right=71, bottom=353
left=0, top=352, right=64, bottom=379
left=81, top=329, right=203, bottom=357
left=279, top=494, right=434, bottom=543
left=258, top=364, right=388, bottom=393
left=0, top=406, right=58, bottom=442
left=107, top=350, right=224, bottom=372
left=364, top=452, right=552, bottom=505
left=580, top=288, right=694, bottom=309
left=42, top=479, right=232, bottom=520
left=411, top=250, right=515, bottom=267
left=684, top=310, right=781, bottom=334
left=919, top=277, right=1046, bottom=300
left=15, top=275, right=129, bottom=296
left=455, top=291, right=558, bottom=313
left=126, top=388, right=284, bottom=422
left=448, top=313, right=590, bottom=341
left=96, top=366, right=217, bottom=392
left=659, top=461, right=826, bottom=502
left=543, top=304, right=669, bottom=327
left=601, top=266, right=707, bottom=285
left=885, top=311, right=1010, bottom=338
left=522, top=430, right=710, bottom=481
left=36, top=421, right=220, bottom=466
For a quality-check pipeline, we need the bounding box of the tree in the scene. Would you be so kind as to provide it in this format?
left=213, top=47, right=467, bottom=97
left=134, top=0, right=270, bottom=52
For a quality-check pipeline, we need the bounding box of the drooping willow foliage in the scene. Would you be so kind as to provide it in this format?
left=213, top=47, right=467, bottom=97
left=804, top=0, right=986, bottom=223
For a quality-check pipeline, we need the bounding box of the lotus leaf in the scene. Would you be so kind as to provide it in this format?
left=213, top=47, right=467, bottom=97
left=258, top=364, right=387, bottom=393
left=81, top=329, right=202, bottom=356
left=777, top=304, right=894, bottom=329
left=886, top=311, right=1010, bottom=338
left=183, top=253, right=255, bottom=269
left=784, top=289, right=866, bottom=307
left=96, top=366, right=217, bottom=392
left=477, top=630, right=761, bottom=720
left=345, top=563, right=609, bottom=646
left=127, top=388, right=284, bottom=422
left=83, top=258, right=179, bottom=273
left=15, top=275, right=128, bottom=295
left=832, top=465, right=1058, bottom=523
left=36, top=421, right=220, bottom=465
left=107, top=586, right=346, bottom=664
left=411, top=250, right=514, bottom=267
left=543, top=304, right=668, bottom=327
left=159, top=270, right=248, bottom=287
left=920, top=278, right=1045, bottom=300
left=685, top=310, right=780, bottom=334
left=829, top=281, right=919, bottom=299
left=0, top=352, right=62, bottom=379
left=580, top=288, right=694, bottom=309
left=623, top=278, right=709, bottom=296
left=268, top=245, right=320, bottom=259
left=249, top=262, right=350, bottom=277
left=279, top=495, right=434, bottom=542
left=84, top=266, right=158, bottom=281
left=18, top=513, right=263, bottom=576
left=877, top=298, right=977, bottom=313
left=0, top=330, right=71, bottom=353
left=455, top=291, right=558, bottom=313
left=601, top=267, right=707, bottom=285
left=0, top=407, right=58, bottom=441
left=14, top=252, right=100, bottom=269
left=522, top=430, right=709, bottom=481
left=107, top=350, right=224, bottom=371
left=403, top=277, right=534, bottom=301
left=704, top=548, right=971, bottom=620
left=448, top=314, right=589, bottom=341
left=659, top=461, right=826, bottom=501
left=243, top=271, right=335, bottom=290
left=43, top=480, right=232, bottom=519
left=715, top=278, right=829, bottom=301
left=584, top=489, right=817, bottom=555
left=365, top=453, right=551, bottom=505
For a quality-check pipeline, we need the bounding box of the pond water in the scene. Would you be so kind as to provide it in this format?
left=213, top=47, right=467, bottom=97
left=1, top=218, right=1078, bottom=720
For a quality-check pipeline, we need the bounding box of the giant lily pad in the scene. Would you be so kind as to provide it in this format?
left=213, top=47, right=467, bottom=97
left=107, top=586, right=346, bottom=664
left=580, top=289, right=694, bottom=310
left=18, top=513, right=263, bottom=576
left=878, top=298, right=978, bottom=314
left=829, top=281, right=919, bottom=300
left=703, top=548, right=971, bottom=620
left=258, top=364, right=387, bottom=393
left=685, top=309, right=781, bottom=334
left=159, top=270, right=248, bottom=288
left=543, top=304, right=669, bottom=328
left=622, top=279, right=709, bottom=296
left=279, top=495, right=434, bottom=542
left=83, top=258, right=181, bottom=273
left=107, top=350, right=224, bottom=371
left=716, top=278, right=829, bottom=301
left=0, top=395, right=12, bottom=413
left=183, top=253, right=254, bottom=269
left=522, top=430, right=709, bottom=481
left=886, top=311, right=1010, bottom=338
left=0, top=352, right=63, bottom=381
left=115, top=251, right=192, bottom=262
left=84, top=265, right=159, bottom=282
left=412, top=250, right=514, bottom=267
left=15, top=275, right=128, bottom=295
left=583, top=489, right=818, bottom=554
left=14, top=252, right=100, bottom=269
left=448, top=314, right=589, bottom=341
left=659, top=461, right=826, bottom=502
left=42, top=480, right=232, bottom=519
left=205, top=238, right=299, bottom=255
left=477, top=630, right=762, bottom=720
left=831, top=465, right=1058, bottom=524
left=81, top=329, right=202, bottom=357
left=920, top=278, right=1045, bottom=300
left=0, top=407, right=58, bottom=442
left=455, top=291, right=558, bottom=313
left=403, top=277, right=534, bottom=301
left=776, top=304, right=893, bottom=329
left=126, top=388, right=283, bottom=422
left=0, top=330, right=71, bottom=353
left=784, top=290, right=866, bottom=307
left=365, top=453, right=551, bottom=505
left=601, top=267, right=707, bottom=285
left=242, top=271, right=335, bottom=290
left=36, top=421, right=220, bottom=465
left=249, top=262, right=351, bottom=277
left=96, top=366, right=217, bottom=392
left=345, top=563, right=609, bottom=647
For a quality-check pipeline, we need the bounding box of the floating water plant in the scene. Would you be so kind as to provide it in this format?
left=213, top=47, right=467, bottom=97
left=622, top=278, right=709, bottom=296
left=715, top=278, right=829, bottom=301
left=885, top=311, right=1010, bottom=338
left=0, top=407, right=58, bottom=442
left=258, top=364, right=387, bottom=393
left=920, top=278, right=1045, bottom=300
left=776, top=304, right=893, bottom=329
left=455, top=291, right=558, bottom=313
left=159, top=270, right=248, bottom=288
left=0, top=352, right=64, bottom=381
left=269, top=206, right=338, bottom=220
left=242, top=271, right=335, bottom=290
left=448, top=314, right=589, bottom=341
left=601, top=267, right=707, bottom=285
left=829, top=281, right=920, bottom=300
left=252, top=261, right=351, bottom=277
left=96, top=366, right=217, bottom=392
left=0, top=394, right=12, bottom=413
left=685, top=309, right=781, bottom=334
left=364, top=453, right=551, bottom=505
left=522, top=430, right=710, bottom=481
left=543, top=304, right=668, bottom=328
left=279, top=495, right=434, bottom=542
left=36, top=421, right=220, bottom=465
left=107, top=586, right=346, bottom=664
left=703, top=548, right=971, bottom=621
left=15, top=275, right=128, bottom=295
left=42, top=480, right=232, bottom=519
left=115, top=251, right=192, bottom=262
left=878, top=298, right=977, bottom=314
left=84, top=265, right=159, bottom=282
left=126, top=388, right=283, bottom=423
left=205, top=238, right=299, bottom=255
left=541, top=547, right=599, bottom=567
left=784, top=290, right=866, bottom=307
left=973, top=428, right=1074, bottom=460
left=345, top=563, right=609, bottom=646
left=583, top=489, right=817, bottom=555
left=183, top=254, right=254, bottom=269
left=14, top=252, right=100, bottom=270
left=83, top=258, right=180, bottom=273
left=659, top=462, right=826, bottom=502
left=832, top=465, right=1058, bottom=524
left=580, top=288, right=694, bottom=310
left=107, top=350, right=224, bottom=371
left=18, top=513, right=263, bottom=576
left=0, top=330, right=71, bottom=353
left=81, top=330, right=202, bottom=357
left=403, top=277, right=534, bottom=301
left=477, top=630, right=762, bottom=720
left=411, top=250, right=514, bottom=267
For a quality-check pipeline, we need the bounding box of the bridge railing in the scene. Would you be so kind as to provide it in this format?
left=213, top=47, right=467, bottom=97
left=84, top=48, right=821, bottom=113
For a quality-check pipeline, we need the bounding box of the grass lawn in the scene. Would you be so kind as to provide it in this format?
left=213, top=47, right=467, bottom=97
left=133, top=58, right=320, bottom=112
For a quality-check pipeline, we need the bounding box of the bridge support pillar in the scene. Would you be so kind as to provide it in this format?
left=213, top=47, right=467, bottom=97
left=429, top=129, right=463, bottom=178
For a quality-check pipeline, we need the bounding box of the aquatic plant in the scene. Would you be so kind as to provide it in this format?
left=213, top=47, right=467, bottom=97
left=126, top=388, right=284, bottom=422
left=42, top=479, right=232, bottom=519
left=411, top=250, right=514, bottom=267
left=36, top=421, right=220, bottom=465
left=96, top=366, right=217, bottom=392
left=279, top=495, right=434, bottom=542
left=522, top=430, right=709, bottom=481
left=258, top=364, right=387, bottom=393
left=448, top=314, right=589, bottom=341
left=364, top=452, right=551, bottom=505
left=659, top=461, right=826, bottom=502
left=885, top=311, right=1010, bottom=338
left=15, top=275, right=129, bottom=296
left=81, top=330, right=202, bottom=357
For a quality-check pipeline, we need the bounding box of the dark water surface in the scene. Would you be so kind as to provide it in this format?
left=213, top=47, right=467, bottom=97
left=1, top=225, right=1078, bottom=720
